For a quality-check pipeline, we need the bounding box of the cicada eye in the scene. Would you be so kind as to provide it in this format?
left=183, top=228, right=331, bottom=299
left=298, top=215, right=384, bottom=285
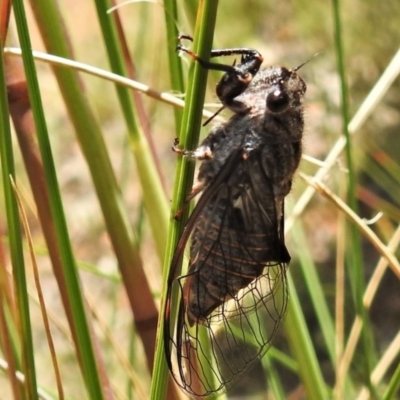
left=266, top=89, right=290, bottom=113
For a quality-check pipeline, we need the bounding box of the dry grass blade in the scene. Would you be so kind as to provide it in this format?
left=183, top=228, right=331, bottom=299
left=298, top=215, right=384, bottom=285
left=5, top=51, right=113, bottom=397
left=356, top=330, right=400, bottom=400
left=336, top=224, right=400, bottom=394
left=300, top=172, right=400, bottom=278
left=0, top=358, right=54, bottom=400
left=10, top=177, right=64, bottom=400
left=85, top=293, right=148, bottom=400
left=3, top=48, right=224, bottom=123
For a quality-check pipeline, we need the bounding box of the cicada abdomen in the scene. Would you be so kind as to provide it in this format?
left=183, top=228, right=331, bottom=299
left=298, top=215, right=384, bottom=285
left=165, top=38, right=306, bottom=398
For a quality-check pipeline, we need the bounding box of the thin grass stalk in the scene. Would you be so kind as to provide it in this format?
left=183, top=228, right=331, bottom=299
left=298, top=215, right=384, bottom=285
left=301, top=175, right=400, bottom=277
left=1, top=49, right=179, bottom=109
left=331, top=1, right=377, bottom=394
left=3, top=48, right=225, bottom=124
left=285, top=274, right=329, bottom=400
left=6, top=50, right=83, bottom=400
left=357, top=330, right=400, bottom=400
left=334, top=207, right=346, bottom=399
left=31, top=0, right=160, bottom=380
left=93, top=0, right=169, bottom=261
left=0, top=358, right=57, bottom=400
left=9, top=41, right=117, bottom=400
left=90, top=2, right=179, bottom=394
left=11, top=179, right=65, bottom=400
left=0, top=217, right=14, bottom=313
left=0, top=25, right=24, bottom=399
left=351, top=225, right=400, bottom=399
left=358, top=141, right=400, bottom=215
left=292, top=222, right=336, bottom=360
left=266, top=348, right=298, bottom=373
left=85, top=293, right=148, bottom=400
left=382, top=360, right=400, bottom=400
left=362, top=225, right=400, bottom=308
left=111, top=2, right=168, bottom=194
left=11, top=1, right=105, bottom=398
left=0, top=299, right=23, bottom=400
left=0, top=24, right=38, bottom=400
left=7, top=17, right=115, bottom=400
left=292, top=219, right=355, bottom=395
left=163, top=0, right=185, bottom=128
left=263, top=354, right=286, bottom=400
left=150, top=2, right=219, bottom=399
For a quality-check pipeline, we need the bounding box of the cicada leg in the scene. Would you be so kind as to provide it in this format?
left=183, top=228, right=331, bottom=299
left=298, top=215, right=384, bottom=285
left=177, top=35, right=264, bottom=113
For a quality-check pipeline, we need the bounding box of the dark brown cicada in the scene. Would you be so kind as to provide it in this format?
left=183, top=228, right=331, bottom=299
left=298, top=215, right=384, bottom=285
left=164, top=37, right=307, bottom=398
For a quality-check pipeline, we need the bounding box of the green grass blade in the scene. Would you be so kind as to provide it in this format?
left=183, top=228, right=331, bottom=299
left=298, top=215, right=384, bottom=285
left=12, top=1, right=104, bottom=399
left=164, top=0, right=185, bottom=127
left=292, top=221, right=355, bottom=396
left=93, top=0, right=169, bottom=261
left=331, top=0, right=377, bottom=394
left=263, top=354, right=286, bottom=400
left=266, top=347, right=298, bottom=373
left=292, top=223, right=336, bottom=360
left=382, top=360, right=400, bottom=400
left=150, top=2, right=220, bottom=399
left=285, top=274, right=329, bottom=400
left=0, top=34, right=37, bottom=400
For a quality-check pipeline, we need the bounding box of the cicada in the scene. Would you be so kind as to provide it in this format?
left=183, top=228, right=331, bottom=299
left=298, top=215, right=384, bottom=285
left=164, top=37, right=307, bottom=398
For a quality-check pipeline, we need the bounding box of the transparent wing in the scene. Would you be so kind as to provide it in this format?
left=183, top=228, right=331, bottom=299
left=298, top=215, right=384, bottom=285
left=165, top=149, right=289, bottom=398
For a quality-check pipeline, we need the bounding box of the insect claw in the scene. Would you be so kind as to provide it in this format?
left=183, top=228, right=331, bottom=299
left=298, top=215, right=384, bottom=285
left=174, top=182, right=205, bottom=220
left=171, top=138, right=186, bottom=155
left=177, top=33, right=193, bottom=42
left=174, top=209, right=183, bottom=221
left=176, top=44, right=199, bottom=61
left=172, top=139, right=213, bottom=160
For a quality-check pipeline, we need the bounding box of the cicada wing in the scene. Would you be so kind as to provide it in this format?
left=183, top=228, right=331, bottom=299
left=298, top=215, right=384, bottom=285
left=165, top=149, right=289, bottom=398
left=164, top=149, right=244, bottom=373
left=164, top=149, right=244, bottom=379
